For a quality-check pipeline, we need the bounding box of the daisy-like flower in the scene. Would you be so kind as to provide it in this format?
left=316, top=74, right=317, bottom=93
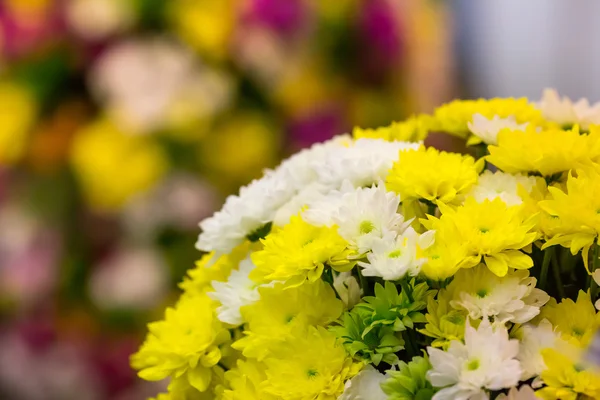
left=486, top=125, right=600, bottom=177
left=422, top=198, right=538, bottom=277
left=468, top=170, right=538, bottom=207
left=467, top=113, right=529, bottom=146
left=233, top=280, right=342, bottom=360
left=537, top=88, right=600, bottom=129
left=427, top=319, right=521, bottom=400
left=261, top=326, right=363, bottom=399
left=250, top=215, right=352, bottom=287
left=358, top=228, right=435, bottom=281
left=332, top=184, right=408, bottom=253
left=445, top=266, right=549, bottom=325
left=514, top=319, right=558, bottom=381
left=314, top=138, right=420, bottom=188
left=386, top=147, right=484, bottom=206
left=540, top=169, right=600, bottom=271
left=339, top=365, right=387, bottom=400
left=208, top=257, right=260, bottom=326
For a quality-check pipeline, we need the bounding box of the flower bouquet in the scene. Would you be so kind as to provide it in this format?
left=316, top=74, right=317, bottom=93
left=132, top=89, right=600, bottom=400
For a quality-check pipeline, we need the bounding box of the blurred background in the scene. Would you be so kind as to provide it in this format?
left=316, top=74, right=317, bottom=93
left=0, top=0, right=597, bottom=399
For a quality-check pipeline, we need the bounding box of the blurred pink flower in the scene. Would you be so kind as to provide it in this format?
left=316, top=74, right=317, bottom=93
left=244, top=0, right=309, bottom=35
left=0, top=204, right=61, bottom=307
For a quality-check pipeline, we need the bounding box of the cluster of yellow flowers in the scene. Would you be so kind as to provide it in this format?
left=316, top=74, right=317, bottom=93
left=133, top=90, right=600, bottom=400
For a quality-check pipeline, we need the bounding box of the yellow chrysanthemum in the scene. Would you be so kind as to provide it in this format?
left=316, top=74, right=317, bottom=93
left=386, top=147, right=484, bottom=205
left=233, top=280, right=342, bottom=360
left=538, top=291, right=600, bottom=348
left=540, top=170, right=600, bottom=271
left=430, top=97, right=543, bottom=138
left=70, top=118, right=168, bottom=211
left=419, top=293, right=467, bottom=350
left=261, top=326, right=363, bottom=400
left=131, top=294, right=231, bottom=393
left=420, top=222, right=469, bottom=281
left=219, top=359, right=277, bottom=400
left=536, top=348, right=600, bottom=400
left=180, top=242, right=254, bottom=295
left=487, top=125, right=600, bottom=177
left=250, top=215, right=352, bottom=287
left=352, top=115, right=431, bottom=142
left=421, top=198, right=538, bottom=277
left=0, top=82, right=37, bottom=165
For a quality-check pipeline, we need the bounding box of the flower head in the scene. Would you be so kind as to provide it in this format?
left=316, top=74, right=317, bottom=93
left=386, top=147, right=484, bottom=205
left=468, top=170, right=539, bottom=207
left=382, top=356, right=438, bottom=400
left=353, top=115, right=431, bottom=142
left=426, top=319, right=521, bottom=399
left=445, top=266, right=549, bottom=324
left=261, top=326, right=363, bottom=400
left=339, top=365, right=387, bottom=400
left=537, top=88, right=600, bottom=129
left=487, top=125, right=600, bottom=177
left=422, top=198, right=538, bottom=277
left=250, top=215, right=351, bottom=287
left=514, top=319, right=558, bottom=380
left=131, top=293, right=230, bottom=392
left=467, top=113, right=529, bottom=146
left=233, top=280, right=342, bottom=360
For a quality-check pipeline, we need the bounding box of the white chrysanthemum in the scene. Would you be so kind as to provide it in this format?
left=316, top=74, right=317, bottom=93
left=537, top=88, right=600, bottom=129
left=358, top=228, right=435, bottom=281
left=273, top=183, right=332, bottom=227
left=427, top=319, right=521, bottom=400
left=446, top=266, right=549, bottom=325
left=468, top=114, right=528, bottom=145
left=338, top=365, right=387, bottom=400
left=333, top=271, right=362, bottom=310
left=468, top=170, right=537, bottom=207
left=515, top=319, right=558, bottom=381
left=333, top=184, right=407, bottom=253
left=496, top=385, right=537, bottom=400
left=197, top=136, right=350, bottom=255
left=208, top=257, right=260, bottom=326
left=313, top=138, right=420, bottom=188
left=301, top=180, right=356, bottom=227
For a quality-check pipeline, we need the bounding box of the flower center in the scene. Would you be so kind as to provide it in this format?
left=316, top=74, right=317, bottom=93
left=388, top=250, right=403, bottom=258
left=359, top=220, right=375, bottom=234
left=476, top=288, right=489, bottom=298
left=307, top=368, right=319, bottom=378
left=466, top=359, right=480, bottom=371
left=479, top=227, right=490, bottom=234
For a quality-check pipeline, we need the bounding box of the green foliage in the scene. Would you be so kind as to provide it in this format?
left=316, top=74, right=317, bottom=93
left=356, top=280, right=435, bottom=334
left=331, top=306, right=404, bottom=366
left=381, top=356, right=437, bottom=400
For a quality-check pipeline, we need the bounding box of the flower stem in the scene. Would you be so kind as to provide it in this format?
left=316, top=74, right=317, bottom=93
left=427, top=203, right=436, bottom=217
left=539, top=247, right=552, bottom=291
left=549, top=250, right=565, bottom=298
left=357, top=268, right=370, bottom=296
left=590, top=243, right=599, bottom=299
left=400, top=279, right=414, bottom=303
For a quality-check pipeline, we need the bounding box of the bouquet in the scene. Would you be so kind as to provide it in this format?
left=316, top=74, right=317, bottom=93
left=132, top=89, right=600, bottom=400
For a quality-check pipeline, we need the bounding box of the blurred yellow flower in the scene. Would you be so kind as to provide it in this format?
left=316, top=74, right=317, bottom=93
left=169, top=0, right=236, bottom=60
left=353, top=115, right=431, bottom=142
left=0, top=82, right=37, bottom=165
left=70, top=118, right=168, bottom=211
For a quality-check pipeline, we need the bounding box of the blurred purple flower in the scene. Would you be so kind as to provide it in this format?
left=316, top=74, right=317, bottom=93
left=288, top=105, right=346, bottom=149
left=246, top=0, right=308, bottom=35
left=357, top=0, right=404, bottom=77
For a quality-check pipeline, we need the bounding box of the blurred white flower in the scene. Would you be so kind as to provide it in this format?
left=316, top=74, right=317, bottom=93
left=65, top=0, right=135, bottom=41
left=468, top=170, right=537, bottom=207
left=468, top=113, right=528, bottom=145
left=89, top=247, right=168, bottom=310
left=339, top=365, right=387, bottom=400
left=515, top=319, right=558, bottom=381
left=122, top=173, right=218, bottom=238
left=427, top=319, right=521, bottom=400
left=496, top=385, right=537, bottom=400
left=537, top=88, right=600, bottom=129
left=90, top=37, right=233, bottom=133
